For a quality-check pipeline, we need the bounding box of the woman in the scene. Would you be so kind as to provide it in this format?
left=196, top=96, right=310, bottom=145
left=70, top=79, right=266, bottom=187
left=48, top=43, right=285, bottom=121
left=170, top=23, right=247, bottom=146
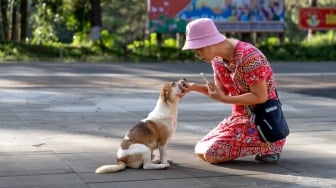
left=178, top=18, right=286, bottom=164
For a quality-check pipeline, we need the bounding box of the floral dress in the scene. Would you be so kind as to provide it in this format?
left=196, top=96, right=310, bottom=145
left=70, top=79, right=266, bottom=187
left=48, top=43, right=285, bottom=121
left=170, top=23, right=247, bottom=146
left=194, top=41, right=286, bottom=159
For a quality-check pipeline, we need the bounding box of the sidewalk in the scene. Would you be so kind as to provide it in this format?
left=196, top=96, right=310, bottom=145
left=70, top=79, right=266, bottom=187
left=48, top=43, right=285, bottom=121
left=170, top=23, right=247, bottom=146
left=0, top=63, right=335, bottom=188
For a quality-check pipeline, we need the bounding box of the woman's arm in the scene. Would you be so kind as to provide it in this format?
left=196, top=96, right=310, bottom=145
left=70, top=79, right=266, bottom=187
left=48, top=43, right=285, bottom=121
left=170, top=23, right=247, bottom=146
left=178, top=77, right=267, bottom=105
left=178, top=76, right=230, bottom=98
left=207, top=81, right=268, bottom=105
left=214, top=76, right=229, bottom=96
left=178, top=81, right=209, bottom=96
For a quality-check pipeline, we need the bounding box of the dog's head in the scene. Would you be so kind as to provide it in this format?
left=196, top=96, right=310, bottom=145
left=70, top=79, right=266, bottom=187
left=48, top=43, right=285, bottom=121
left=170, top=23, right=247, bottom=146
left=160, top=82, right=182, bottom=104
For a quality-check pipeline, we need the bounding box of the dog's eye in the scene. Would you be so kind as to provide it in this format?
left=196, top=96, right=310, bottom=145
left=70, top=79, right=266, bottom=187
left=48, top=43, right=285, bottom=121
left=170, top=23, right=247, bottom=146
left=171, top=82, right=176, bottom=87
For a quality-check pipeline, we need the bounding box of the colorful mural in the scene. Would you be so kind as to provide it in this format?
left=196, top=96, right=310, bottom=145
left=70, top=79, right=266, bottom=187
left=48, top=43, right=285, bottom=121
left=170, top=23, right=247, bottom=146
left=148, top=0, right=285, bottom=33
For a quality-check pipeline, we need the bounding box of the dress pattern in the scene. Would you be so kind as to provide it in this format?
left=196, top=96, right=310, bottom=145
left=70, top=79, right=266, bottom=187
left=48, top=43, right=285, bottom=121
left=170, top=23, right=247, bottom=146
left=194, top=41, right=286, bottom=159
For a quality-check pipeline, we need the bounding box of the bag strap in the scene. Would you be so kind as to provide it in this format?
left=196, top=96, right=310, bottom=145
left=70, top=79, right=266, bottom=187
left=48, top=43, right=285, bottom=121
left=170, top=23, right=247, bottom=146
left=274, top=88, right=282, bottom=106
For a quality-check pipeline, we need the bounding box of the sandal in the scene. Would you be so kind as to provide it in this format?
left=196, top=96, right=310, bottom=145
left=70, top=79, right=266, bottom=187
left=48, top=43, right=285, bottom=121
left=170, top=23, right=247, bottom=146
left=255, top=153, right=280, bottom=163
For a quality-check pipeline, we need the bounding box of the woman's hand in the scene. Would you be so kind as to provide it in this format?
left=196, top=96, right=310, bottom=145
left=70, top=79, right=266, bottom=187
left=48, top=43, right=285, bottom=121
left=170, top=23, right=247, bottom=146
left=177, top=79, right=192, bottom=98
left=178, top=79, right=218, bottom=98
left=206, top=81, right=227, bottom=102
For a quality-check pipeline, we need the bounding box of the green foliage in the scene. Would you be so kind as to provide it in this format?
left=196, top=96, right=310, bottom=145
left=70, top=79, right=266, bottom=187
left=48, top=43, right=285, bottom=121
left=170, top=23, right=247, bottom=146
left=62, top=0, right=90, bottom=35
left=126, top=33, right=194, bottom=62
left=101, top=0, right=147, bottom=50
left=302, top=30, right=336, bottom=46
left=258, top=41, right=336, bottom=62
left=1, top=34, right=336, bottom=63
left=31, top=0, right=63, bottom=44
left=1, top=0, right=336, bottom=63
left=256, top=30, right=336, bottom=62
left=100, top=30, right=117, bottom=50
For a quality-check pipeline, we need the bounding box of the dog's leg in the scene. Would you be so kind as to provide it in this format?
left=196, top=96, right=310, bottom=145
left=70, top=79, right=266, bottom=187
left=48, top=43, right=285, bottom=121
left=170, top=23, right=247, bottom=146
left=159, top=145, right=173, bottom=165
left=159, top=145, right=170, bottom=164
left=142, top=146, right=170, bottom=169
left=151, top=152, right=161, bottom=164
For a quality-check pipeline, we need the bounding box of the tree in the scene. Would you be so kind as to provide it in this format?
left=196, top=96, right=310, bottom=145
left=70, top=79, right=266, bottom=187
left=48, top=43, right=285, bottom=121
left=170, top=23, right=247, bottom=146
left=62, top=0, right=90, bottom=42
left=0, top=0, right=28, bottom=42
left=101, top=0, right=147, bottom=50
left=11, top=0, right=17, bottom=41
left=1, top=0, right=10, bottom=40
left=19, top=0, right=27, bottom=42
left=30, top=0, right=62, bottom=44
left=89, top=0, right=102, bottom=41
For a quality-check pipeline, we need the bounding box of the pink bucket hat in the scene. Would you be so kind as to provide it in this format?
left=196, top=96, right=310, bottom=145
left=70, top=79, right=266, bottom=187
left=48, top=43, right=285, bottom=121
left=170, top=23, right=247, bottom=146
left=182, top=18, right=227, bottom=50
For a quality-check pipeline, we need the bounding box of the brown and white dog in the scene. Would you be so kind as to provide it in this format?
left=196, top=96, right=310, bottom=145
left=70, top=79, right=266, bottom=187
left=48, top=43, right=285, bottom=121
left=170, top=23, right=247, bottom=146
left=95, top=82, right=182, bottom=173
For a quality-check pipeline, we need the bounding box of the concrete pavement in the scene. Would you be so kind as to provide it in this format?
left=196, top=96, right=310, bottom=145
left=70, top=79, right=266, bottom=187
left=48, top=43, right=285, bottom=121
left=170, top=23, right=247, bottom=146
left=0, top=62, right=335, bottom=188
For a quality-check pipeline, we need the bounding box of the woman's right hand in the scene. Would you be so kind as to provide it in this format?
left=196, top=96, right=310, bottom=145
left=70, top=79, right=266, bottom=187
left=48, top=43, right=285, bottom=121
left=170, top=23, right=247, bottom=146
left=177, top=79, right=192, bottom=97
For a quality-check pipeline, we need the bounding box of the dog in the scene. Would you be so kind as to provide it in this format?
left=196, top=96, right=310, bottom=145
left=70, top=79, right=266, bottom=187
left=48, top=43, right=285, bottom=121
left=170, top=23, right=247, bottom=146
left=95, top=81, right=182, bottom=173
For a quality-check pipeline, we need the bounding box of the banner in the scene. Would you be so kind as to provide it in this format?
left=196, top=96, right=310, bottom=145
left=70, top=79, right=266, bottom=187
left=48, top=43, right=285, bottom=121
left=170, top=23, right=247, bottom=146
left=299, top=8, right=336, bottom=30
left=148, top=0, right=285, bottom=33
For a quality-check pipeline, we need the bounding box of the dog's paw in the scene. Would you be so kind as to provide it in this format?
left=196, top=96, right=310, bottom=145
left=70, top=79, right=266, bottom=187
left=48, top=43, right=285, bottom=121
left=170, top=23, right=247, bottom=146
left=152, top=159, right=173, bottom=164
left=163, top=163, right=170, bottom=169
left=152, top=159, right=161, bottom=164
left=152, top=158, right=173, bottom=165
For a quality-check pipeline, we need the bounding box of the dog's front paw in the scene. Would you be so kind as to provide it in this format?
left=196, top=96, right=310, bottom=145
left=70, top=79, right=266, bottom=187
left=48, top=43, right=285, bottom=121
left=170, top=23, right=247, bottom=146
left=152, top=159, right=161, bottom=164
left=161, top=159, right=173, bottom=165
left=163, top=163, right=170, bottom=169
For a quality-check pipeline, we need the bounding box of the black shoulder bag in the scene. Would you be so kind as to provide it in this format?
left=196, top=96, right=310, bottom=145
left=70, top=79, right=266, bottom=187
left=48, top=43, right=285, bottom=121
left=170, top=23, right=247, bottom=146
left=229, top=67, right=289, bottom=143
left=250, top=90, right=290, bottom=143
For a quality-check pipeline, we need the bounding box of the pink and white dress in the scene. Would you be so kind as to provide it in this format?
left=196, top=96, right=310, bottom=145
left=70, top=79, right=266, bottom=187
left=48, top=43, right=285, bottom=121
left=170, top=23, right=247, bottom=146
left=195, top=41, right=286, bottom=159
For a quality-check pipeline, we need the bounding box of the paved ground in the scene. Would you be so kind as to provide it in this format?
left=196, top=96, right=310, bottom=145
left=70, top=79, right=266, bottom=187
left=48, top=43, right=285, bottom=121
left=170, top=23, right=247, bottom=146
left=0, top=62, right=335, bottom=188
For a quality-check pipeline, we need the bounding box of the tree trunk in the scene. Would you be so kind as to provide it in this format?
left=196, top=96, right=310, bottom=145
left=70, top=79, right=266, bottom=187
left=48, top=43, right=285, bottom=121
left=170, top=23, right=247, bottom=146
left=19, top=0, right=27, bottom=42
left=11, top=2, right=17, bottom=41
left=0, top=0, right=9, bottom=40
left=89, top=0, right=102, bottom=41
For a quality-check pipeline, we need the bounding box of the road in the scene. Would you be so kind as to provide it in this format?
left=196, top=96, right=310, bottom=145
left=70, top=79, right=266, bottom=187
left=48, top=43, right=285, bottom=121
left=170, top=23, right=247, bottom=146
left=0, top=62, right=335, bottom=98
left=0, top=62, right=335, bottom=188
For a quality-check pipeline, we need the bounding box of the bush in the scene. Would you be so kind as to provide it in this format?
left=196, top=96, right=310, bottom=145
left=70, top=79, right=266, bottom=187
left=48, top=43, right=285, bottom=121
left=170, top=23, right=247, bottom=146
left=1, top=31, right=336, bottom=63
left=259, top=42, right=336, bottom=62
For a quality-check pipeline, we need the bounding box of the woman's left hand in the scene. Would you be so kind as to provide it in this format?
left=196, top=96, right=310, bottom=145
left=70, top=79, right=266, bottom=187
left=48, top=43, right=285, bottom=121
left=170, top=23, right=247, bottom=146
left=206, top=81, right=226, bottom=102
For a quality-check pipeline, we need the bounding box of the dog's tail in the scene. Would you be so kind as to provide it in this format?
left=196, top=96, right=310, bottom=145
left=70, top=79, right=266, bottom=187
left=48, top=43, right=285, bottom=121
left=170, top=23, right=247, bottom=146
left=95, top=161, right=126, bottom=174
